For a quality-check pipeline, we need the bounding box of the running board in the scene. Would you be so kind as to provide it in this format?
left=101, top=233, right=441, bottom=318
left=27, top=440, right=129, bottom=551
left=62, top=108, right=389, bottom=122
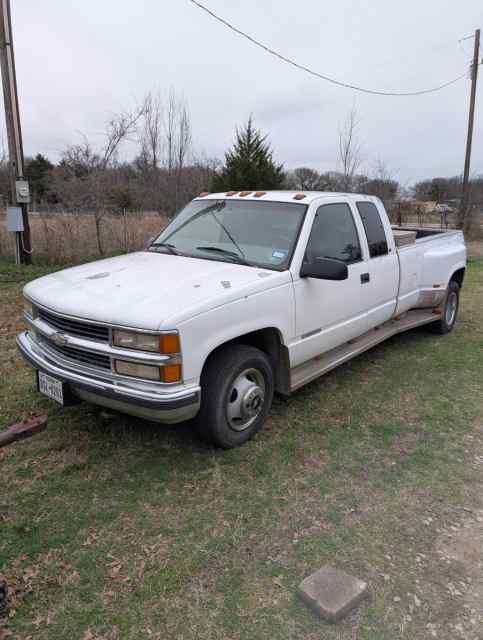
left=290, top=310, right=438, bottom=392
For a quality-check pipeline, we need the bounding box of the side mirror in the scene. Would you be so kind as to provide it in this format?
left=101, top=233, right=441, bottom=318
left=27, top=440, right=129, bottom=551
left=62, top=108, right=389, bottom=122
left=300, top=257, right=348, bottom=281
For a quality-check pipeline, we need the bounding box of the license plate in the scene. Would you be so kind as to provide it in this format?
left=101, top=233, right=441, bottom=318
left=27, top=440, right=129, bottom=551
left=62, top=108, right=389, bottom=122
left=38, top=371, right=64, bottom=405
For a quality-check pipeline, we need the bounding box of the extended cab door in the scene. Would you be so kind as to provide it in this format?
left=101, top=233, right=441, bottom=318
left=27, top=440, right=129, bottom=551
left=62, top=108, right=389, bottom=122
left=291, top=201, right=370, bottom=367
left=355, top=200, right=399, bottom=328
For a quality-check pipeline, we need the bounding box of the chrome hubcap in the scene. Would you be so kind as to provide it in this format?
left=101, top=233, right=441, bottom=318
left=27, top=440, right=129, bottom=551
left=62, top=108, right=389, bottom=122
left=445, top=291, right=458, bottom=326
left=226, top=368, right=266, bottom=432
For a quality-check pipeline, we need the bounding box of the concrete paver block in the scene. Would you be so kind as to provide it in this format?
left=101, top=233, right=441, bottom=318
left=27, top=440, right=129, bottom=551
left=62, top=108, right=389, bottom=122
left=298, top=565, right=368, bottom=623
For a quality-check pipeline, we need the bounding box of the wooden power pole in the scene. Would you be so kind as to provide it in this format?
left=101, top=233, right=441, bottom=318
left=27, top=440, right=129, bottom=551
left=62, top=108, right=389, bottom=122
left=0, top=0, right=31, bottom=264
left=459, top=28, right=480, bottom=230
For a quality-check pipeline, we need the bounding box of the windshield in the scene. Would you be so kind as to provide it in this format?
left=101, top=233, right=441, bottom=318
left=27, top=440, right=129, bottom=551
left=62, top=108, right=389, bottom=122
left=150, top=199, right=307, bottom=270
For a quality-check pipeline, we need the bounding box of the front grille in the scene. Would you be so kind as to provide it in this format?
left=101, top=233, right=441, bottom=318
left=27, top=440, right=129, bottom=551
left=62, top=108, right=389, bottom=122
left=38, top=308, right=109, bottom=342
left=40, top=337, right=111, bottom=370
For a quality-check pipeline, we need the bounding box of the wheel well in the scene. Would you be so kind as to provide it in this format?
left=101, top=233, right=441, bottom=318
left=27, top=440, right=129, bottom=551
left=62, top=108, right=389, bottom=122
left=450, top=267, right=465, bottom=289
left=202, top=328, right=291, bottom=395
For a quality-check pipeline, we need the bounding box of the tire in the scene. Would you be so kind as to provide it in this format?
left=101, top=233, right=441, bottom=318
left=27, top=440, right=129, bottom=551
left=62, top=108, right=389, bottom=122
left=429, top=280, right=460, bottom=335
left=195, top=344, right=274, bottom=449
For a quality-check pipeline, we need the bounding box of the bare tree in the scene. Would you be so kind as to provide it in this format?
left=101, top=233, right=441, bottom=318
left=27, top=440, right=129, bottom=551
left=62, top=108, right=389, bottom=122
left=176, top=102, right=192, bottom=172
left=292, top=167, right=322, bottom=191
left=53, top=103, right=146, bottom=255
left=339, top=106, right=363, bottom=192
left=100, top=104, right=145, bottom=170
left=174, top=100, right=192, bottom=210
left=359, top=159, right=400, bottom=212
left=164, top=88, right=177, bottom=175
left=93, top=104, right=145, bottom=252
left=162, top=88, right=192, bottom=214
left=373, top=158, right=394, bottom=183
left=140, top=91, right=163, bottom=171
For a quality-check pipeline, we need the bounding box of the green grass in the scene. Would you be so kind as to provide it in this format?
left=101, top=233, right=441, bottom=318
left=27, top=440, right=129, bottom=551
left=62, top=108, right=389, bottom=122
left=1, top=255, right=483, bottom=639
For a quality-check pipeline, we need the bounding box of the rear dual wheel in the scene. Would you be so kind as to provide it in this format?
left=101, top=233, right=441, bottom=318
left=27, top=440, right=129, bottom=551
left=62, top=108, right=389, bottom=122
left=430, top=280, right=460, bottom=335
left=196, top=344, right=274, bottom=449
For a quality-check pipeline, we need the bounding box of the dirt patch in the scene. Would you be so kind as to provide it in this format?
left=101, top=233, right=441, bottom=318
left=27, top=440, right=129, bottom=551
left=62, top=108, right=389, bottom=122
left=433, top=513, right=483, bottom=638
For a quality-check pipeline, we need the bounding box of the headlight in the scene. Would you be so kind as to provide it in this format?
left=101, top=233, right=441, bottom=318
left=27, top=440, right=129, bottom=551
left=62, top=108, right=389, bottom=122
left=113, top=330, right=181, bottom=354
left=113, top=330, right=159, bottom=352
left=23, top=298, right=34, bottom=318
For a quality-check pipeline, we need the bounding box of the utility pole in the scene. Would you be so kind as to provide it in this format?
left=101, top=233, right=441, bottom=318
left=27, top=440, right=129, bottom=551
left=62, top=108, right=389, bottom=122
left=0, top=0, right=31, bottom=264
left=459, top=28, right=480, bottom=230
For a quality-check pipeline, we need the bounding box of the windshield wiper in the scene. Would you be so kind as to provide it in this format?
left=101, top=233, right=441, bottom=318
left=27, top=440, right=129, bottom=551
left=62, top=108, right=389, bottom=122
left=163, top=200, right=247, bottom=264
left=210, top=209, right=247, bottom=263
left=196, top=246, right=249, bottom=265
left=150, top=242, right=181, bottom=256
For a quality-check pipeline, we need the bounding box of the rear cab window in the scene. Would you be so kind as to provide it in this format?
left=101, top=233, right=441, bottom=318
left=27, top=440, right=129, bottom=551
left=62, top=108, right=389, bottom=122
left=356, top=201, right=389, bottom=258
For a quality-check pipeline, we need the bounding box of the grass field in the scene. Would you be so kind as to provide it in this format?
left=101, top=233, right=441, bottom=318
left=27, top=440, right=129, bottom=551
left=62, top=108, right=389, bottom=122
left=1, top=253, right=483, bottom=639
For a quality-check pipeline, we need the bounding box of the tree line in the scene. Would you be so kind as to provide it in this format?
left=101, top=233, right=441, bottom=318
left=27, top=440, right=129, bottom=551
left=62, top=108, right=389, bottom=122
left=0, top=89, right=481, bottom=236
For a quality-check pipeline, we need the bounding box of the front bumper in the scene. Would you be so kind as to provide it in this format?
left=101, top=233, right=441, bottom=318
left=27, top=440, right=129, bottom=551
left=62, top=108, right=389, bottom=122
left=16, top=331, right=201, bottom=424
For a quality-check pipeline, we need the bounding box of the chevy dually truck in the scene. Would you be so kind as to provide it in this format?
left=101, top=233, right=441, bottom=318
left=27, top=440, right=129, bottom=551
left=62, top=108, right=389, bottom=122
left=17, top=191, right=466, bottom=448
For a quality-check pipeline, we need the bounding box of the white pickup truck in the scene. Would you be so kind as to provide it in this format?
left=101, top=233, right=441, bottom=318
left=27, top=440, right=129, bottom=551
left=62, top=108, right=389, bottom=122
left=17, top=191, right=466, bottom=448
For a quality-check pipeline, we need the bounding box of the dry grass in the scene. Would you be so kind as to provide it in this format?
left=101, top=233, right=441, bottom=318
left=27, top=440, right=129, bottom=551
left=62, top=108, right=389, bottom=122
left=0, top=211, right=168, bottom=262
left=468, top=240, right=483, bottom=259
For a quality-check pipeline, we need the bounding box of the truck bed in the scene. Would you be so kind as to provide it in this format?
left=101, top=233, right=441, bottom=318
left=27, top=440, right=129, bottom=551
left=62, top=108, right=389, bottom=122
left=390, top=226, right=465, bottom=317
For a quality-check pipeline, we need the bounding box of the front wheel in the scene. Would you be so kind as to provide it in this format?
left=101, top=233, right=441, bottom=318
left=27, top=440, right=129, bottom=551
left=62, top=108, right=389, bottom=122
left=429, top=280, right=460, bottom=335
left=196, top=344, right=274, bottom=448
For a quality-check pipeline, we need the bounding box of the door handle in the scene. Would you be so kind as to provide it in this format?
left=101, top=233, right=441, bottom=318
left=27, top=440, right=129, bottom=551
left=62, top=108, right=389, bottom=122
left=360, top=273, right=370, bottom=284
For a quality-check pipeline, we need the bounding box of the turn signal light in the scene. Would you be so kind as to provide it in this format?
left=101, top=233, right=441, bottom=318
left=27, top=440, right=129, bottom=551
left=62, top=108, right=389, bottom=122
left=160, top=364, right=182, bottom=383
left=23, top=298, right=34, bottom=318
left=159, top=333, right=181, bottom=354
left=115, top=360, right=161, bottom=381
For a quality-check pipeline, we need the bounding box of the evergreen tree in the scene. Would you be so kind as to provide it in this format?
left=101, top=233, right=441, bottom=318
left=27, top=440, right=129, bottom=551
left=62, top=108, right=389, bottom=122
left=212, top=117, right=284, bottom=192
left=25, top=154, right=53, bottom=205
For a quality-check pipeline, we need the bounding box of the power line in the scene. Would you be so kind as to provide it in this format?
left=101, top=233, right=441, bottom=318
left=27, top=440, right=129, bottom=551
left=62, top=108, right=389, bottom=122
left=189, top=0, right=469, bottom=97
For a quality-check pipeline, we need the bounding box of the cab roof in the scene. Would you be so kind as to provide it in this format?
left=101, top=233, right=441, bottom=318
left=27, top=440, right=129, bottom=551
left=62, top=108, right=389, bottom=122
left=194, top=191, right=378, bottom=205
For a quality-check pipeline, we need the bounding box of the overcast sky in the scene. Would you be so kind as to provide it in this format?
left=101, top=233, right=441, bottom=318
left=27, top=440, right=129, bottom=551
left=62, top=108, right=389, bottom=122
left=8, top=0, right=483, bottom=185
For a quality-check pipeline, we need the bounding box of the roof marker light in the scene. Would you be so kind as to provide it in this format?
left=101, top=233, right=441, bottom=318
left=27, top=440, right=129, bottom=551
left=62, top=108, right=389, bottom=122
left=239, top=191, right=252, bottom=197
left=226, top=191, right=238, bottom=196
left=293, top=193, right=306, bottom=200
left=254, top=191, right=266, bottom=197
left=199, top=191, right=210, bottom=197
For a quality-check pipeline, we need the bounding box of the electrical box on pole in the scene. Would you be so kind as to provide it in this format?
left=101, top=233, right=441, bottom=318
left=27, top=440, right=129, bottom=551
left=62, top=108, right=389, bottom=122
left=15, top=179, right=30, bottom=204
left=6, top=206, right=23, bottom=231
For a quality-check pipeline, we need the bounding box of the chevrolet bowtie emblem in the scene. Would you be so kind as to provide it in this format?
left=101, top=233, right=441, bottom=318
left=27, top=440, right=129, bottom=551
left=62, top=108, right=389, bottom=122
left=50, top=332, right=69, bottom=347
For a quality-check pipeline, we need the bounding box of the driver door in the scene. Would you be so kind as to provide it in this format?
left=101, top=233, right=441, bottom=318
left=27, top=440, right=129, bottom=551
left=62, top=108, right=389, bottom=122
left=292, top=202, right=370, bottom=366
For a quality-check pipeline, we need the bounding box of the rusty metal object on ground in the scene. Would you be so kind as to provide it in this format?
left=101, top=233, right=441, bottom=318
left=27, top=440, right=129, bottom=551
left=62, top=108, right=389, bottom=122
left=0, top=415, right=47, bottom=449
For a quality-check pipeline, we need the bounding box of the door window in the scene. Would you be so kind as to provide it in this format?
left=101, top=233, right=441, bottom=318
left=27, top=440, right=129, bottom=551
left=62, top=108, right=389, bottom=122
left=356, top=202, right=388, bottom=258
left=305, top=203, right=362, bottom=264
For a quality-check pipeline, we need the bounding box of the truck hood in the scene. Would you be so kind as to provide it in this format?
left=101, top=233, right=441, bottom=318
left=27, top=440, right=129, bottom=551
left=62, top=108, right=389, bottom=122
left=24, top=252, right=290, bottom=330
